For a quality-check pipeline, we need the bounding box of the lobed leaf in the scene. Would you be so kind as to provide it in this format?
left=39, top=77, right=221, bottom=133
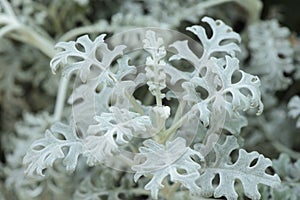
left=23, top=123, right=83, bottom=176
left=132, top=137, right=203, bottom=199
left=50, top=34, right=126, bottom=82
left=82, top=106, right=152, bottom=166
left=170, top=17, right=241, bottom=76
left=182, top=56, right=263, bottom=127
left=197, top=136, right=281, bottom=200
left=187, top=17, right=241, bottom=59
left=88, top=106, right=152, bottom=144
left=82, top=134, right=118, bottom=166
left=168, top=17, right=259, bottom=131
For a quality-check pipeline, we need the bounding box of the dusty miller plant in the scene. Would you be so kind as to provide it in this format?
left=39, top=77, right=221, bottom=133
left=0, top=0, right=300, bottom=200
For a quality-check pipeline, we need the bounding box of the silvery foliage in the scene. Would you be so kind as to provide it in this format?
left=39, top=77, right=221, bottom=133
left=132, top=138, right=203, bottom=199
left=2, top=112, right=76, bottom=200
left=169, top=17, right=263, bottom=133
left=248, top=20, right=294, bottom=92
left=73, top=167, right=140, bottom=200
left=260, top=154, right=300, bottom=200
left=1, top=0, right=298, bottom=199
left=196, top=136, right=280, bottom=200
left=20, top=16, right=281, bottom=200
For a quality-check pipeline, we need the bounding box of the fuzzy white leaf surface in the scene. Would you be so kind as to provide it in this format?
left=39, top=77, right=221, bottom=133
left=23, top=123, right=83, bottom=176
left=168, top=17, right=260, bottom=131
left=144, top=30, right=167, bottom=98
left=197, top=136, right=281, bottom=200
left=83, top=106, right=152, bottom=166
left=50, top=34, right=126, bottom=83
left=132, top=137, right=203, bottom=199
left=170, top=16, right=241, bottom=77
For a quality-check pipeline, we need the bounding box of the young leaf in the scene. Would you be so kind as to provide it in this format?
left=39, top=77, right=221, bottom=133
left=83, top=106, right=152, bottom=166
left=87, top=106, right=152, bottom=143
left=82, top=134, right=118, bottom=166
left=144, top=30, right=167, bottom=99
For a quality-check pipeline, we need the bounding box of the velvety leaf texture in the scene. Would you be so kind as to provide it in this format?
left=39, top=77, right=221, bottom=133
left=132, top=137, right=203, bottom=199
left=1, top=0, right=293, bottom=199
left=169, top=16, right=241, bottom=77
left=83, top=106, right=152, bottom=166
left=23, top=123, right=82, bottom=176
left=50, top=34, right=126, bottom=83
left=68, top=76, right=112, bottom=133
left=181, top=54, right=262, bottom=126
left=82, top=134, right=118, bottom=166
left=197, top=136, right=281, bottom=200
left=187, top=17, right=241, bottom=59
left=169, top=17, right=262, bottom=130
left=144, top=30, right=167, bottom=98
left=87, top=106, right=152, bottom=143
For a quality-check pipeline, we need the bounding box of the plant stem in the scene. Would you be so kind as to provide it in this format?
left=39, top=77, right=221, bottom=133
left=183, top=0, right=262, bottom=24
left=53, top=76, right=69, bottom=122
left=232, top=0, right=262, bottom=23
left=13, top=26, right=56, bottom=58
left=11, top=25, right=69, bottom=122
left=59, top=20, right=110, bottom=41
left=126, top=92, right=144, bottom=115
left=272, top=141, right=300, bottom=160
left=0, top=0, right=17, bottom=19
left=5, top=23, right=69, bottom=122
left=161, top=112, right=190, bottom=143
left=173, top=101, right=185, bottom=124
